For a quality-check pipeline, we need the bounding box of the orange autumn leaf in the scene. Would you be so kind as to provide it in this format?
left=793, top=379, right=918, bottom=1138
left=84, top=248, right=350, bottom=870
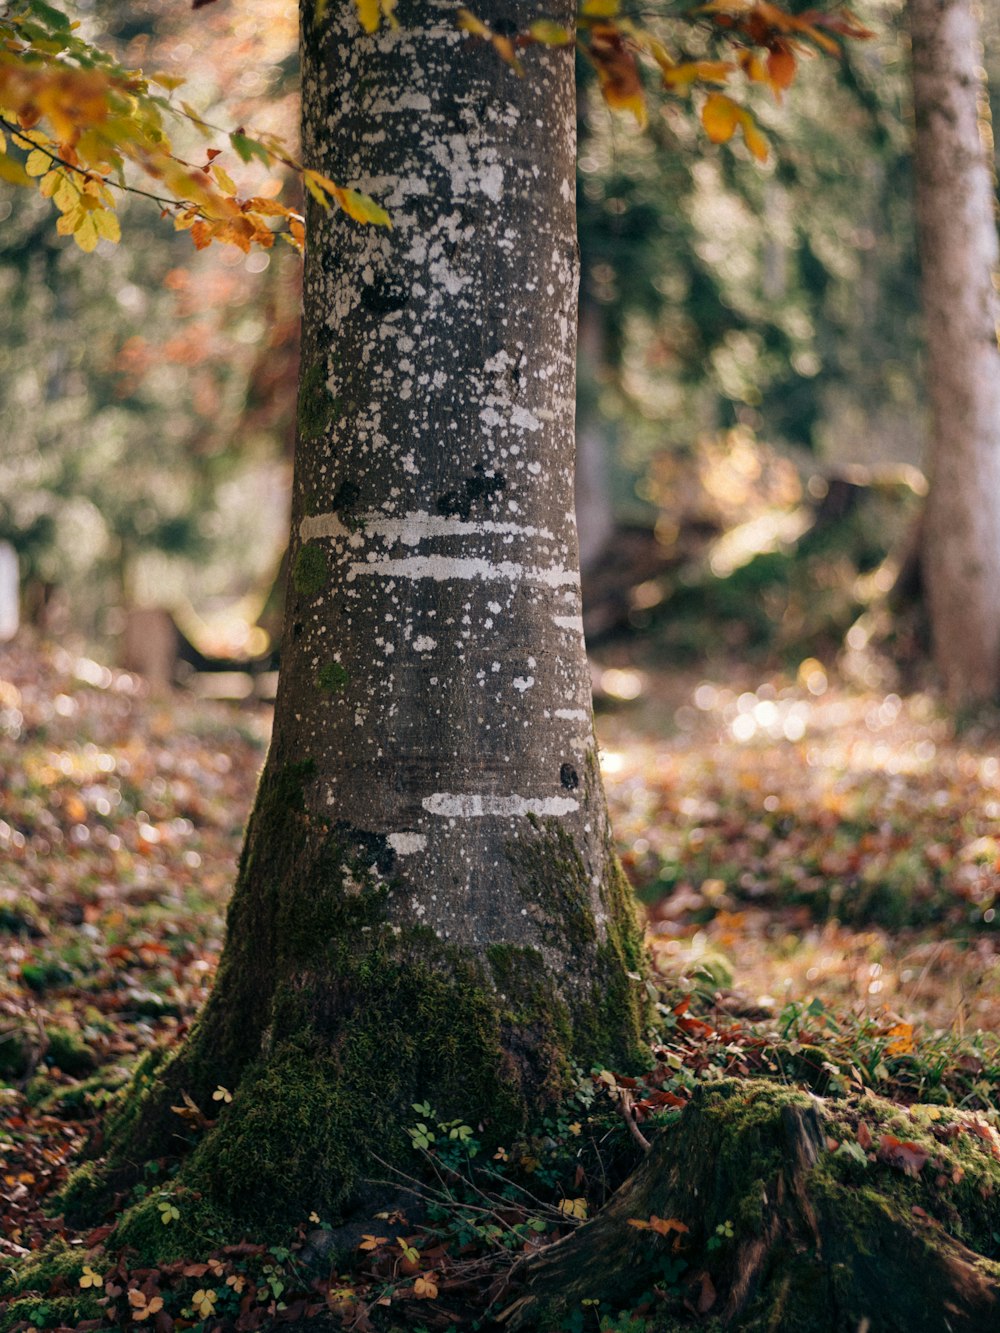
left=701, top=91, right=741, bottom=143
left=628, top=1215, right=689, bottom=1250
left=766, top=45, right=797, bottom=94
left=701, top=92, right=768, bottom=161
left=879, top=1134, right=929, bottom=1177
left=590, top=25, right=647, bottom=126
left=885, top=1022, right=915, bottom=1056
left=413, top=1273, right=439, bottom=1299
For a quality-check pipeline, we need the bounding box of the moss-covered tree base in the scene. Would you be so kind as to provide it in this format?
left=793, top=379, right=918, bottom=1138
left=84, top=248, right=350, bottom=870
left=59, top=751, right=647, bottom=1260
left=504, top=1080, right=1000, bottom=1331
left=62, top=924, right=644, bottom=1262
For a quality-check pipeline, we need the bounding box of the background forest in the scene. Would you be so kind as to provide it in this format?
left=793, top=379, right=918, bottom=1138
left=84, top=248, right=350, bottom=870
left=4, top=0, right=1000, bottom=1330
left=4, top=0, right=996, bottom=655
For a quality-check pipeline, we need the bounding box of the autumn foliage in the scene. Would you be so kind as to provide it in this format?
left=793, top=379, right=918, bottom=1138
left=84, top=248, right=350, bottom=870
left=0, top=0, right=869, bottom=252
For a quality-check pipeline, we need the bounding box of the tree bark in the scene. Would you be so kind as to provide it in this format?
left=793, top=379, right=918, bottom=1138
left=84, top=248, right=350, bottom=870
left=911, top=0, right=1000, bottom=705
left=67, top=0, right=645, bottom=1245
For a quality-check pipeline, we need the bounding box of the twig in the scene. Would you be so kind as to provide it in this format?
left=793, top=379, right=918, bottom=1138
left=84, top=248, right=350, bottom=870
left=619, top=1090, right=652, bottom=1154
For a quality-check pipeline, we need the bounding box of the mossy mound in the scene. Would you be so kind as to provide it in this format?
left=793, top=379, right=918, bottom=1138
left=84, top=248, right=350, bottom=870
left=0, top=1242, right=103, bottom=1333
left=506, top=1079, right=1000, bottom=1331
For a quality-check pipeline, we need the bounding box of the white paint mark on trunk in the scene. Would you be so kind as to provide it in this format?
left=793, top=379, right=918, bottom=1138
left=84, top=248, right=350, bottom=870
left=388, top=832, right=428, bottom=855
left=300, top=510, right=555, bottom=546
left=422, top=793, right=580, bottom=817
left=552, top=614, right=584, bottom=634
left=346, top=556, right=577, bottom=587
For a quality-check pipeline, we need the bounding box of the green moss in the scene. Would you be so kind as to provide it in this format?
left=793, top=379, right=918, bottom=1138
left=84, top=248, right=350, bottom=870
left=112, top=1187, right=235, bottom=1265
left=574, top=943, right=647, bottom=1071
left=508, top=819, right=598, bottom=954
left=599, top=853, right=647, bottom=978
left=316, top=661, right=348, bottom=693
left=0, top=1241, right=103, bottom=1330
left=82, top=923, right=581, bottom=1260
left=0, top=1241, right=88, bottom=1298
left=297, top=359, right=334, bottom=442
left=43, top=1027, right=96, bottom=1076
left=0, top=1030, right=28, bottom=1080
left=0, top=1294, right=103, bottom=1333
left=292, top=542, right=328, bottom=598
left=70, top=765, right=647, bottom=1251
left=168, top=936, right=555, bottom=1238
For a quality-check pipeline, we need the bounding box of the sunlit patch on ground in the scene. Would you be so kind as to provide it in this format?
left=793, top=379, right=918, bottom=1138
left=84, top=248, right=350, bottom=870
left=597, top=660, right=1000, bottom=1035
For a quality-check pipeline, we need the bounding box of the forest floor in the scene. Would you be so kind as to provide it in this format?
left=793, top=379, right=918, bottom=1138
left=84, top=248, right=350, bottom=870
left=2, top=636, right=999, bottom=1330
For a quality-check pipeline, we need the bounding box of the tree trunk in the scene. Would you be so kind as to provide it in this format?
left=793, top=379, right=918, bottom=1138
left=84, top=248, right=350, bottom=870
left=503, top=1081, right=1000, bottom=1332
left=911, top=0, right=1000, bottom=705
left=66, top=0, right=644, bottom=1247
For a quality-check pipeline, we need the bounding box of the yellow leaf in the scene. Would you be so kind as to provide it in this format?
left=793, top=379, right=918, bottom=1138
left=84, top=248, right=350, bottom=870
left=336, top=187, right=391, bottom=227
left=74, top=215, right=100, bottom=252
left=886, top=1023, right=915, bottom=1057
left=245, top=195, right=292, bottom=217
left=358, top=1234, right=388, bottom=1251
left=529, top=20, right=574, bottom=45
left=302, top=169, right=330, bottom=208
left=192, top=1289, right=217, bottom=1317
left=149, top=73, right=186, bottom=91
left=0, top=153, right=31, bottom=187
left=558, top=1197, right=588, bottom=1220
left=53, top=177, right=79, bottom=213
left=25, top=147, right=52, bottom=177
left=413, top=1273, right=439, bottom=1299
left=701, top=92, right=740, bottom=144
left=211, top=163, right=237, bottom=195
left=94, top=208, right=120, bottom=243
left=738, top=50, right=769, bottom=83
left=581, top=0, right=619, bottom=15
left=354, top=0, right=380, bottom=32
left=740, top=112, right=769, bottom=162
left=457, top=9, right=491, bottom=39
left=591, top=29, right=646, bottom=127
left=662, top=60, right=733, bottom=91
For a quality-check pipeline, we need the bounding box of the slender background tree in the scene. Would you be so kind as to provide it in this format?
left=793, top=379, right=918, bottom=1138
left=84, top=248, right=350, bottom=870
left=911, top=0, right=1000, bottom=705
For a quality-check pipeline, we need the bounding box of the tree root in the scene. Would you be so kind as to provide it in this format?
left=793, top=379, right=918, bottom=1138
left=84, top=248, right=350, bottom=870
left=500, top=1080, right=1000, bottom=1332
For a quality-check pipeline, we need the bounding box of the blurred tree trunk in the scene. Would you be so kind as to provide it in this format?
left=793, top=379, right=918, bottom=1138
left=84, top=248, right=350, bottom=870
left=576, top=298, right=616, bottom=576
left=911, top=0, right=1000, bottom=705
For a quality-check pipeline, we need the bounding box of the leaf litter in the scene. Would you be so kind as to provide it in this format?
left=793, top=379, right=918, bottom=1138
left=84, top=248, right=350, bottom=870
left=2, top=638, right=1000, bottom=1330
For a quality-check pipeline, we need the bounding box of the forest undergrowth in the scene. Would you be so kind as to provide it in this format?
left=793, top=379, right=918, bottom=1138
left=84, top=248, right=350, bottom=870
left=2, top=637, right=1000, bottom=1331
